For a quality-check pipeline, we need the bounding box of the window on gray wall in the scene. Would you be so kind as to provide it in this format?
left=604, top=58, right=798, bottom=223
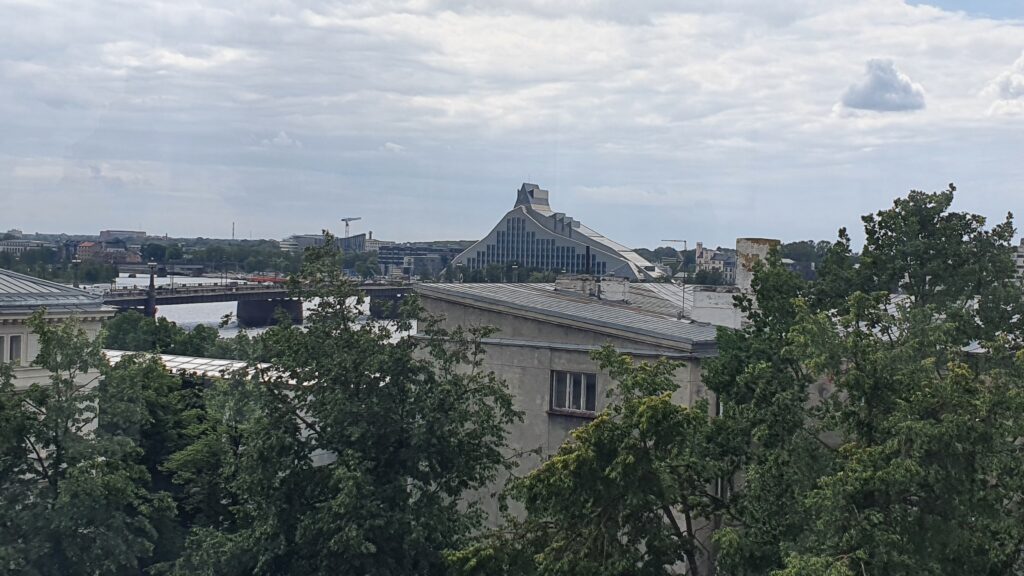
left=0, top=336, right=5, bottom=363
left=9, top=335, right=22, bottom=366
left=550, top=370, right=597, bottom=414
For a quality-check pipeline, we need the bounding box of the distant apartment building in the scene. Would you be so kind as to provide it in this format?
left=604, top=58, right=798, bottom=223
left=451, top=183, right=665, bottom=281
left=281, top=232, right=395, bottom=255
left=0, top=239, right=52, bottom=255
left=378, top=243, right=464, bottom=280
left=694, top=242, right=737, bottom=284
left=75, top=241, right=101, bottom=260
left=99, top=230, right=146, bottom=242
left=363, top=231, right=395, bottom=253
left=73, top=240, right=141, bottom=264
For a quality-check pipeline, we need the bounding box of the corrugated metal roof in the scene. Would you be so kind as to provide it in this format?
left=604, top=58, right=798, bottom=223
left=416, top=283, right=718, bottom=353
left=0, top=267, right=110, bottom=312
left=104, top=349, right=268, bottom=378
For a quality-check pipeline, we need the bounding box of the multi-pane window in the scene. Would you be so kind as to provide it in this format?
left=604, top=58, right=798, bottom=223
left=8, top=335, right=22, bottom=366
left=550, top=370, right=597, bottom=414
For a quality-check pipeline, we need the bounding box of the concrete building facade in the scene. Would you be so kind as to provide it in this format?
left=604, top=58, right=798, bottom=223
left=415, top=282, right=718, bottom=521
left=451, top=183, right=665, bottom=281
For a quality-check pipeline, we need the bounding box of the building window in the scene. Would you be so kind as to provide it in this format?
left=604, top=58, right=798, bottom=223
left=0, top=336, right=4, bottom=363
left=9, top=335, right=22, bottom=366
left=550, top=370, right=598, bottom=415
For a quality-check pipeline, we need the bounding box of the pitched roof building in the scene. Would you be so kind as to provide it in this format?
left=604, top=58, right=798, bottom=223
left=451, top=183, right=665, bottom=281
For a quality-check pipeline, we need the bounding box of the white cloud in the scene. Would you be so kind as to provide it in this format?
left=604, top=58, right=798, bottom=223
left=382, top=141, right=405, bottom=153
left=984, top=51, right=1024, bottom=115
left=839, top=59, right=926, bottom=112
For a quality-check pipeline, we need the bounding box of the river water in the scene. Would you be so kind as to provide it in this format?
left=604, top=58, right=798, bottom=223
left=87, top=274, right=261, bottom=337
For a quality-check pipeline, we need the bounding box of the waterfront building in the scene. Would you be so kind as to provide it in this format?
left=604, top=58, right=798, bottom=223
left=0, top=239, right=52, bottom=255
left=0, top=268, right=115, bottom=389
left=280, top=234, right=327, bottom=253
left=280, top=232, right=395, bottom=255
left=378, top=242, right=466, bottom=280
left=450, top=183, right=665, bottom=281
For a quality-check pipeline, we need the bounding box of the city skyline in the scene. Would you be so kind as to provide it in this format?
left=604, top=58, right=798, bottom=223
left=2, top=0, right=1023, bottom=248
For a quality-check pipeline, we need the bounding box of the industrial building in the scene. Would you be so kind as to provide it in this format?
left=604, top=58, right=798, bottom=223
left=451, top=183, right=665, bottom=281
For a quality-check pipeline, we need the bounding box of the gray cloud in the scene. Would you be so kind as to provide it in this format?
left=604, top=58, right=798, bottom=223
left=0, top=1, right=1022, bottom=247
left=840, top=59, right=926, bottom=112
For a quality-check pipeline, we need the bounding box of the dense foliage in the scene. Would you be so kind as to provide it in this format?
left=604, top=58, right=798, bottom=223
left=101, top=310, right=264, bottom=361
left=0, top=312, right=175, bottom=575
left=0, top=248, right=118, bottom=283
left=454, top=185, right=1024, bottom=576
left=2, top=236, right=518, bottom=575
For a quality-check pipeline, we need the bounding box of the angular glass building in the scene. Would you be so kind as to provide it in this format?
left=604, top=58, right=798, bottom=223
left=451, top=183, right=664, bottom=281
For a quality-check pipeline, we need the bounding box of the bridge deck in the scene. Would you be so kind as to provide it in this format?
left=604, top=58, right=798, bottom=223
left=103, top=283, right=410, bottom=308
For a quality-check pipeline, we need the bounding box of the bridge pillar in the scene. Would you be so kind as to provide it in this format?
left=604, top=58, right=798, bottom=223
left=236, top=299, right=303, bottom=328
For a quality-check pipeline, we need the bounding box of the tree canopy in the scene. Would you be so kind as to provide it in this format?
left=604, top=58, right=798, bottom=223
left=453, top=184, right=1024, bottom=576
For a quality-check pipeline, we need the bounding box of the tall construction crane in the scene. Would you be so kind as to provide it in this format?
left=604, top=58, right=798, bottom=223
left=340, top=216, right=362, bottom=238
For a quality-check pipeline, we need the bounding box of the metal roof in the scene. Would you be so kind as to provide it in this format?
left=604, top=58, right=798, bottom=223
left=416, top=283, right=719, bottom=354
left=0, top=267, right=111, bottom=314
left=104, top=349, right=269, bottom=378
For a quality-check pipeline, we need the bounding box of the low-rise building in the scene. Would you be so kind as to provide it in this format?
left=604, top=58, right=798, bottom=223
left=415, top=281, right=719, bottom=521
left=0, top=239, right=52, bottom=255
left=0, top=268, right=116, bottom=389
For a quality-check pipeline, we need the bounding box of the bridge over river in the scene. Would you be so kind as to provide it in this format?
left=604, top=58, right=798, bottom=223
left=103, top=283, right=411, bottom=326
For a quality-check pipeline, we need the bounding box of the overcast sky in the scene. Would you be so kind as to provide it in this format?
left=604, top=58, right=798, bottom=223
left=2, top=0, right=1022, bottom=248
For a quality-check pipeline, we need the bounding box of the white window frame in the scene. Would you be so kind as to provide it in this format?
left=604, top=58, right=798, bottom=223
left=550, top=370, right=598, bottom=415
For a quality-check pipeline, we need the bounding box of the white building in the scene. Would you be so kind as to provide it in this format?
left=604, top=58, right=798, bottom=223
left=451, top=183, right=665, bottom=281
left=0, top=268, right=115, bottom=388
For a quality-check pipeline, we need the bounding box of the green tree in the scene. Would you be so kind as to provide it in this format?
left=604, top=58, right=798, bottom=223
left=770, top=187, right=1024, bottom=576
left=164, top=234, right=520, bottom=575
left=452, top=348, right=742, bottom=576
left=144, top=243, right=169, bottom=262
left=102, top=311, right=229, bottom=358
left=0, top=312, right=175, bottom=576
left=711, top=185, right=1024, bottom=575
left=703, top=253, right=832, bottom=576
left=693, top=268, right=728, bottom=285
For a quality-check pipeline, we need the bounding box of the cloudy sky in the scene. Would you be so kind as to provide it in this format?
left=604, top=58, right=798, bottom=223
left=1, top=0, right=1022, bottom=248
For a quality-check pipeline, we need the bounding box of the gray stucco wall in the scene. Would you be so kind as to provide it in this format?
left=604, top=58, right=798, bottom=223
left=420, top=293, right=710, bottom=523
